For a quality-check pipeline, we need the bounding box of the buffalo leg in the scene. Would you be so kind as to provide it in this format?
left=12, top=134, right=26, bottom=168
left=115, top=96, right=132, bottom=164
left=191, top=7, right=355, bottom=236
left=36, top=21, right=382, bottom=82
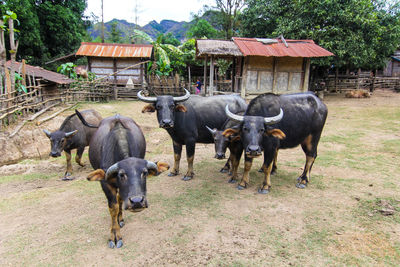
left=296, top=134, right=319, bottom=189
left=258, top=150, right=276, bottom=194
left=182, top=140, right=195, bottom=181
left=101, top=182, right=123, bottom=248
left=117, top=194, right=124, bottom=228
left=258, top=150, right=278, bottom=174
left=75, top=147, right=85, bottom=167
left=228, top=143, right=243, bottom=183
left=62, top=150, right=74, bottom=180
left=168, top=141, right=182, bottom=176
left=238, top=156, right=253, bottom=190
left=220, top=155, right=231, bottom=173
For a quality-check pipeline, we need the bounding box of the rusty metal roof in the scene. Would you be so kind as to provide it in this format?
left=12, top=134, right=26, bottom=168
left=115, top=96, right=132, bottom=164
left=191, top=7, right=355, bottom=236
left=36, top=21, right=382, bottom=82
left=232, top=37, right=334, bottom=58
left=6, top=61, right=75, bottom=85
left=76, top=42, right=153, bottom=58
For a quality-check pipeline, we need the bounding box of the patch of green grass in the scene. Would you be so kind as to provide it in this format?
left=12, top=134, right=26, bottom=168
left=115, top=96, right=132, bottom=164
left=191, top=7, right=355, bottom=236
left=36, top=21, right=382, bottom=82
left=355, top=197, right=400, bottom=225
left=0, top=172, right=59, bottom=184
left=381, top=139, right=400, bottom=155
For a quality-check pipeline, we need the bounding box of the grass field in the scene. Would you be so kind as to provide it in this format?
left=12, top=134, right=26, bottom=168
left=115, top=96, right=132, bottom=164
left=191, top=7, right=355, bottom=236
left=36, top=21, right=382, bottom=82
left=0, top=90, right=399, bottom=266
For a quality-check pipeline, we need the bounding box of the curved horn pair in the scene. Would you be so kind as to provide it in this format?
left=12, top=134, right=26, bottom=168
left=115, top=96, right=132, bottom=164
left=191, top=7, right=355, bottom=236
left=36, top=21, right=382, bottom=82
left=137, top=89, right=190, bottom=103
left=225, top=105, right=284, bottom=125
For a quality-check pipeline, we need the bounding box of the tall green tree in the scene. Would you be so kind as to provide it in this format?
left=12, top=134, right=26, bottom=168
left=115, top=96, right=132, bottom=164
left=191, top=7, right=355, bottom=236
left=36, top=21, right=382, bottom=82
left=106, top=21, right=122, bottom=43
left=240, top=0, right=400, bottom=70
left=2, top=0, right=89, bottom=66
left=186, top=19, right=218, bottom=39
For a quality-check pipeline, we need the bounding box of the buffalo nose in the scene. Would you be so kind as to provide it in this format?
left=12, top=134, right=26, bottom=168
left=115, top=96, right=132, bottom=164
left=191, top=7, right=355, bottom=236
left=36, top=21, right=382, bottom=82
left=162, top=119, right=171, bottom=124
left=247, top=145, right=261, bottom=154
left=50, top=152, right=59, bottom=157
left=129, top=196, right=145, bottom=209
left=216, top=153, right=225, bottom=159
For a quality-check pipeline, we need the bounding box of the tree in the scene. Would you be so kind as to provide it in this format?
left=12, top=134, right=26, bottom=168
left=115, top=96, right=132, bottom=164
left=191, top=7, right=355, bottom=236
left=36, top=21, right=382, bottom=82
left=214, top=0, right=245, bottom=39
left=240, top=0, right=400, bottom=70
left=106, top=21, right=122, bottom=43
left=3, top=0, right=89, bottom=67
left=186, top=19, right=218, bottom=39
left=157, top=32, right=180, bottom=46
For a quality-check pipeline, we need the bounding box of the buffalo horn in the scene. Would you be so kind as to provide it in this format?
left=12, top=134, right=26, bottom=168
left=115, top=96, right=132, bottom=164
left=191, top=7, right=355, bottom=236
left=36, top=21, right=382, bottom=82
left=172, top=89, right=190, bottom=103
left=43, top=129, right=52, bottom=138
left=146, top=161, right=158, bottom=172
left=225, top=105, right=244, bottom=122
left=264, top=108, right=283, bottom=125
left=65, top=130, right=78, bottom=137
left=137, top=90, right=157, bottom=103
left=205, top=125, right=216, bottom=135
left=105, top=163, right=119, bottom=180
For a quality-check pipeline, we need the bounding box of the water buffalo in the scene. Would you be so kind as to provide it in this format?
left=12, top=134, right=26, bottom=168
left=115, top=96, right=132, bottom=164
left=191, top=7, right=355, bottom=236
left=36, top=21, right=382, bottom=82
left=224, top=92, right=328, bottom=194
left=43, top=109, right=102, bottom=180
left=138, top=89, right=247, bottom=181
left=75, top=111, right=169, bottom=248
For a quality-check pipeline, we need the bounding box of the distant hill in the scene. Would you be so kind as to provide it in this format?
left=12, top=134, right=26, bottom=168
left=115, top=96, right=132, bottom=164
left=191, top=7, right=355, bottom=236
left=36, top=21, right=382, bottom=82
left=88, top=19, right=192, bottom=42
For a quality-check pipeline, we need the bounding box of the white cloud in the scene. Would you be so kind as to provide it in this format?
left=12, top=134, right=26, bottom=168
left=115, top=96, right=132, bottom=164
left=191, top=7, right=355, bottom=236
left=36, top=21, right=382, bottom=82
left=85, top=0, right=215, bottom=26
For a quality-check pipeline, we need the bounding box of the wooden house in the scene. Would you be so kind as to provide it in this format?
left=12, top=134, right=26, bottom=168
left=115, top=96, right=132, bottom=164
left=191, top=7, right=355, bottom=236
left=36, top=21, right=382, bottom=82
left=383, top=49, right=400, bottom=77
left=75, top=42, right=153, bottom=85
left=196, top=37, right=333, bottom=97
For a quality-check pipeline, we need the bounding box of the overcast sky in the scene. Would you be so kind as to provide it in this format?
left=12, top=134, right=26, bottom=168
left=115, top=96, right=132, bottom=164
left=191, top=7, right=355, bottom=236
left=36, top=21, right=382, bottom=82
left=85, top=0, right=215, bottom=26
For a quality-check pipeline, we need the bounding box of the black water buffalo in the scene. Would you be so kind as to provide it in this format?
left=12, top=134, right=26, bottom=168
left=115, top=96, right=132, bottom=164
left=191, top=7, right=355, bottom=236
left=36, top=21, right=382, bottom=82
left=138, top=89, right=247, bottom=181
left=206, top=113, right=244, bottom=182
left=224, top=92, right=328, bottom=193
left=75, top=111, right=169, bottom=248
left=43, top=109, right=102, bottom=180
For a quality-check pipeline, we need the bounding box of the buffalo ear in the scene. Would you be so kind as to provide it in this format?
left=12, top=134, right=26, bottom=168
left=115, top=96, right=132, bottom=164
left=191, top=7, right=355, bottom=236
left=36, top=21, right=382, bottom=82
left=148, top=161, right=170, bottom=177
left=142, top=104, right=156, bottom=113
left=87, top=169, right=105, bottom=181
left=230, top=135, right=241, bottom=142
left=175, top=104, right=187, bottom=112
left=265, top=129, right=286, bottom=139
left=222, top=128, right=239, bottom=138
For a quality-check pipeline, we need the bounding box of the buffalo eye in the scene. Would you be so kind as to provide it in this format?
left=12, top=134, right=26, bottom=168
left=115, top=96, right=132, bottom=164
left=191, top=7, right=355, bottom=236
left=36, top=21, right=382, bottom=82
left=169, top=104, right=174, bottom=109
left=243, top=127, right=249, bottom=132
left=258, top=128, right=264, bottom=133
left=141, top=169, right=148, bottom=180
left=155, top=105, right=161, bottom=110
left=118, top=170, right=127, bottom=182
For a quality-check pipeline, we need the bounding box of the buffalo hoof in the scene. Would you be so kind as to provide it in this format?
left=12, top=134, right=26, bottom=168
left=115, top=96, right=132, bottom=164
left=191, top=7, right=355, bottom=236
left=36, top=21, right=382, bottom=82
left=168, top=172, right=178, bottom=177
left=61, top=175, right=75, bottom=181
left=108, top=240, right=116, bottom=249
left=296, top=183, right=307, bottom=189
left=116, top=239, right=123, bottom=248
left=220, top=168, right=229, bottom=173
left=119, top=220, right=125, bottom=228
left=237, top=185, right=246, bottom=190
left=258, top=168, right=263, bottom=173
left=271, top=169, right=276, bottom=175
left=182, top=176, right=193, bottom=181
left=228, top=178, right=237, bottom=184
left=258, top=188, right=270, bottom=194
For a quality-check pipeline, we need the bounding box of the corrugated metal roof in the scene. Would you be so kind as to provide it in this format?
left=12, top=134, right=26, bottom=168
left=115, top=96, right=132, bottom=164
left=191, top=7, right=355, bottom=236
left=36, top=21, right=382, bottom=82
left=76, top=42, right=153, bottom=58
left=196, top=39, right=243, bottom=58
left=232, top=37, right=334, bottom=58
left=6, top=61, right=75, bottom=85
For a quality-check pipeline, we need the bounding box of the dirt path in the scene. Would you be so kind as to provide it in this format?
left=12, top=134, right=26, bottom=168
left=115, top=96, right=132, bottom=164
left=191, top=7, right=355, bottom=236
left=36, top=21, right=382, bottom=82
left=1, top=90, right=400, bottom=266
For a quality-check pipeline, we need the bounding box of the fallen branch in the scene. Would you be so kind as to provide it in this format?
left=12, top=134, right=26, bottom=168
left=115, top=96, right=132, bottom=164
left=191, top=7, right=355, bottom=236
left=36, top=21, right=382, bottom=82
left=8, top=119, right=28, bottom=138
left=27, top=102, right=60, bottom=121
left=36, top=103, right=77, bottom=126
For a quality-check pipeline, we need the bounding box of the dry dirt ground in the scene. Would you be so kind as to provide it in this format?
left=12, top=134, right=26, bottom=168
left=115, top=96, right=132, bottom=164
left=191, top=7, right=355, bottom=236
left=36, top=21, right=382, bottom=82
left=1, top=90, right=400, bottom=266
